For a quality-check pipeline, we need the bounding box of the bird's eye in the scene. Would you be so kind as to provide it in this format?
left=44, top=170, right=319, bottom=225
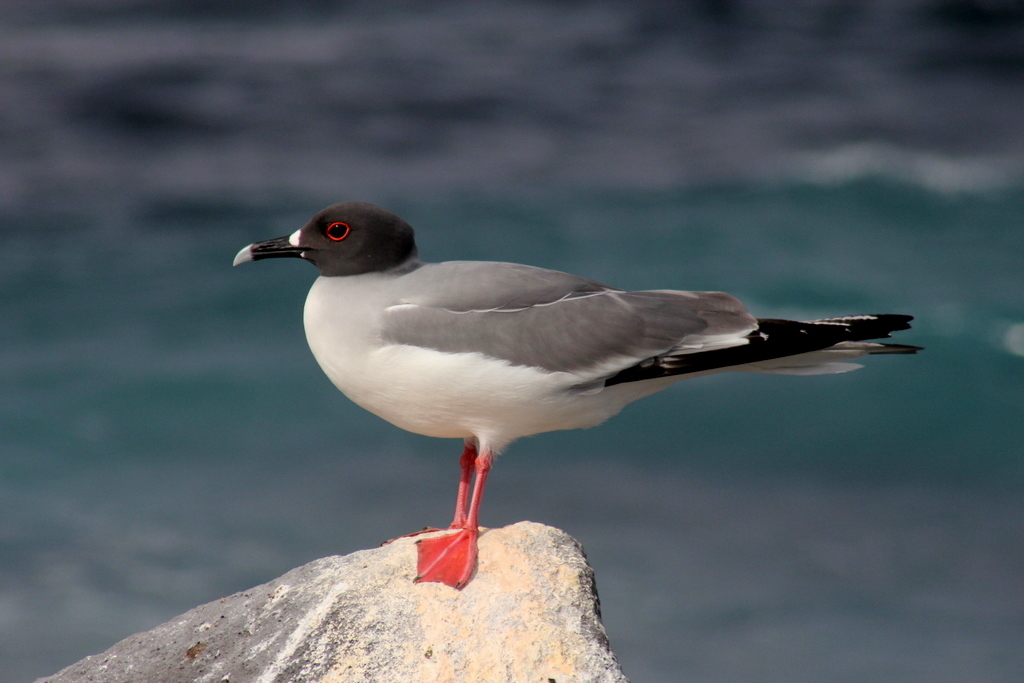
left=325, top=222, right=351, bottom=241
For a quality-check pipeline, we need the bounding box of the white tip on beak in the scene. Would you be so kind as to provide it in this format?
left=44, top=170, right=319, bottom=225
left=232, top=244, right=254, bottom=266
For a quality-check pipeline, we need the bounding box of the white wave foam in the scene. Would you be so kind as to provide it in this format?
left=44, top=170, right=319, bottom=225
left=1003, top=322, right=1024, bottom=357
left=788, top=143, right=1022, bottom=193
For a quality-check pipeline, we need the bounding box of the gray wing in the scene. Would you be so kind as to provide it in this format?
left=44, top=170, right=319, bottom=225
left=381, top=261, right=757, bottom=377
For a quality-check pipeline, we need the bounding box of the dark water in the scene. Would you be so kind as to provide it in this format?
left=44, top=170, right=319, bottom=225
left=2, top=2, right=1023, bottom=681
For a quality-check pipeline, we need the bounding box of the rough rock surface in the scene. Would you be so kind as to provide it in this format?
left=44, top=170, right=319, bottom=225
left=36, top=522, right=629, bottom=683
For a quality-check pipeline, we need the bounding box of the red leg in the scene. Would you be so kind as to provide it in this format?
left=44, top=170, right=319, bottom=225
left=416, top=444, right=493, bottom=588
left=463, top=446, right=492, bottom=531
left=450, top=439, right=477, bottom=528
left=382, top=440, right=479, bottom=547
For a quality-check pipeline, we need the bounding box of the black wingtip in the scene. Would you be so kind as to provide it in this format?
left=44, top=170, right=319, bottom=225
left=604, top=312, right=921, bottom=386
left=874, top=313, right=913, bottom=334
left=808, top=314, right=914, bottom=338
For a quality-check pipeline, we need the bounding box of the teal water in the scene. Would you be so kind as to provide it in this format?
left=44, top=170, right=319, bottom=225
left=5, top=183, right=1022, bottom=483
left=3, top=183, right=1023, bottom=681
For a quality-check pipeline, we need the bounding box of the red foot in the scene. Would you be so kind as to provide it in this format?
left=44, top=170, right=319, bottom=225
left=415, top=528, right=479, bottom=589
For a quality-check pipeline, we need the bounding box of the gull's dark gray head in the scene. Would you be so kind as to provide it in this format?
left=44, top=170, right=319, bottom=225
left=233, top=202, right=419, bottom=277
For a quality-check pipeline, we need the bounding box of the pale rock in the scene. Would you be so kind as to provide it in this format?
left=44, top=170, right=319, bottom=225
left=36, top=521, right=630, bottom=683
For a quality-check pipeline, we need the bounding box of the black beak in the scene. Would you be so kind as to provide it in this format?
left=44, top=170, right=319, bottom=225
left=233, top=235, right=304, bottom=266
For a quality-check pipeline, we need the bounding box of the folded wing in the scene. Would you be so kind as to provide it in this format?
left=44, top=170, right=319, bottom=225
left=381, top=261, right=758, bottom=377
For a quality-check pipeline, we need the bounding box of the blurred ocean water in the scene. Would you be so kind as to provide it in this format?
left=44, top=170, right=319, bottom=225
left=2, top=2, right=1023, bottom=681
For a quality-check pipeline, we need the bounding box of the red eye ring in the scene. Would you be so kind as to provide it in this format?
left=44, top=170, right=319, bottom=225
left=325, top=221, right=351, bottom=241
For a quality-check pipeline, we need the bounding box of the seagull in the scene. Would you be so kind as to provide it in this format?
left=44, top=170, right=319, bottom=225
left=234, top=201, right=920, bottom=589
